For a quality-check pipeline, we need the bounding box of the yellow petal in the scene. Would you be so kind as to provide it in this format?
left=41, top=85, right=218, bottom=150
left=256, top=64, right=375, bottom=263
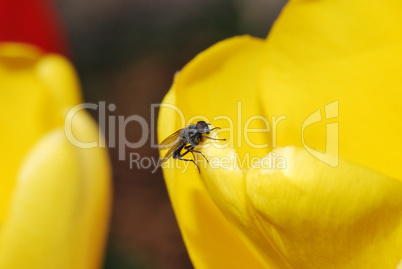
left=0, top=129, right=79, bottom=268
left=158, top=35, right=276, bottom=268
left=159, top=91, right=267, bottom=269
left=0, top=43, right=60, bottom=221
left=174, top=35, right=270, bottom=162
left=245, top=146, right=402, bottom=269
left=36, top=53, right=82, bottom=115
left=0, top=109, right=110, bottom=269
left=260, top=0, right=402, bottom=179
left=66, top=109, right=111, bottom=268
left=0, top=43, right=42, bottom=68
left=196, top=137, right=291, bottom=268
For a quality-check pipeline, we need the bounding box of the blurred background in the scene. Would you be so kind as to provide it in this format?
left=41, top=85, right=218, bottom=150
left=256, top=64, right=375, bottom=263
left=53, top=0, right=287, bottom=268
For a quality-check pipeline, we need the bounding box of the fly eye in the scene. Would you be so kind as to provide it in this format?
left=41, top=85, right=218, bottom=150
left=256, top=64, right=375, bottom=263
left=196, top=122, right=205, bottom=132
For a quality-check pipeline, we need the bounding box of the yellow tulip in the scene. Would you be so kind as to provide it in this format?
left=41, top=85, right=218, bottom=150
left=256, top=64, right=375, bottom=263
left=0, top=43, right=111, bottom=268
left=157, top=0, right=402, bottom=268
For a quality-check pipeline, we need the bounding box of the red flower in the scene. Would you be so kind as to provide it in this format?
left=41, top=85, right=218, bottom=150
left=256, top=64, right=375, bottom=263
left=0, top=0, right=68, bottom=55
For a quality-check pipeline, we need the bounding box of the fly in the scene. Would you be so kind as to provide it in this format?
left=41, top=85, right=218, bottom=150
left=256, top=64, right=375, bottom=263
left=157, top=121, right=225, bottom=173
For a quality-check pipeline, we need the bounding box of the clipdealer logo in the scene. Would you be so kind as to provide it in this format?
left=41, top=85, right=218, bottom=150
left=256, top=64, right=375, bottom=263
left=302, top=100, right=339, bottom=167
left=63, top=100, right=339, bottom=172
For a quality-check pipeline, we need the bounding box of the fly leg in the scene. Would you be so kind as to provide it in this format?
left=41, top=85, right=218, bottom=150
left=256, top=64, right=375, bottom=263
left=176, top=148, right=201, bottom=173
left=202, top=135, right=226, bottom=142
left=184, top=145, right=209, bottom=163
left=209, top=127, right=221, bottom=132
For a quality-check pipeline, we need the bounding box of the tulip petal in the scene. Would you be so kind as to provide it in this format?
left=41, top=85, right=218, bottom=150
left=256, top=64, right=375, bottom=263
left=175, top=35, right=271, bottom=162
left=0, top=110, right=110, bottom=269
left=36, top=53, right=82, bottom=114
left=65, top=109, right=111, bottom=269
left=245, top=146, right=402, bottom=269
left=158, top=36, right=274, bottom=268
left=0, top=0, right=68, bottom=54
left=196, top=137, right=292, bottom=268
left=260, top=0, right=402, bottom=179
left=159, top=88, right=267, bottom=269
left=0, top=43, right=60, bottom=222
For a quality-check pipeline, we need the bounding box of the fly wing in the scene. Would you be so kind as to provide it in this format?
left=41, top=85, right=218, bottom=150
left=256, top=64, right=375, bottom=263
left=158, top=129, right=183, bottom=149
left=157, top=139, right=184, bottom=168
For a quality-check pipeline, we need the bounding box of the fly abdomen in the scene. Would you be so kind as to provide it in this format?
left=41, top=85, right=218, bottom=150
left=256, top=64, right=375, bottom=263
left=172, top=143, right=186, bottom=159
